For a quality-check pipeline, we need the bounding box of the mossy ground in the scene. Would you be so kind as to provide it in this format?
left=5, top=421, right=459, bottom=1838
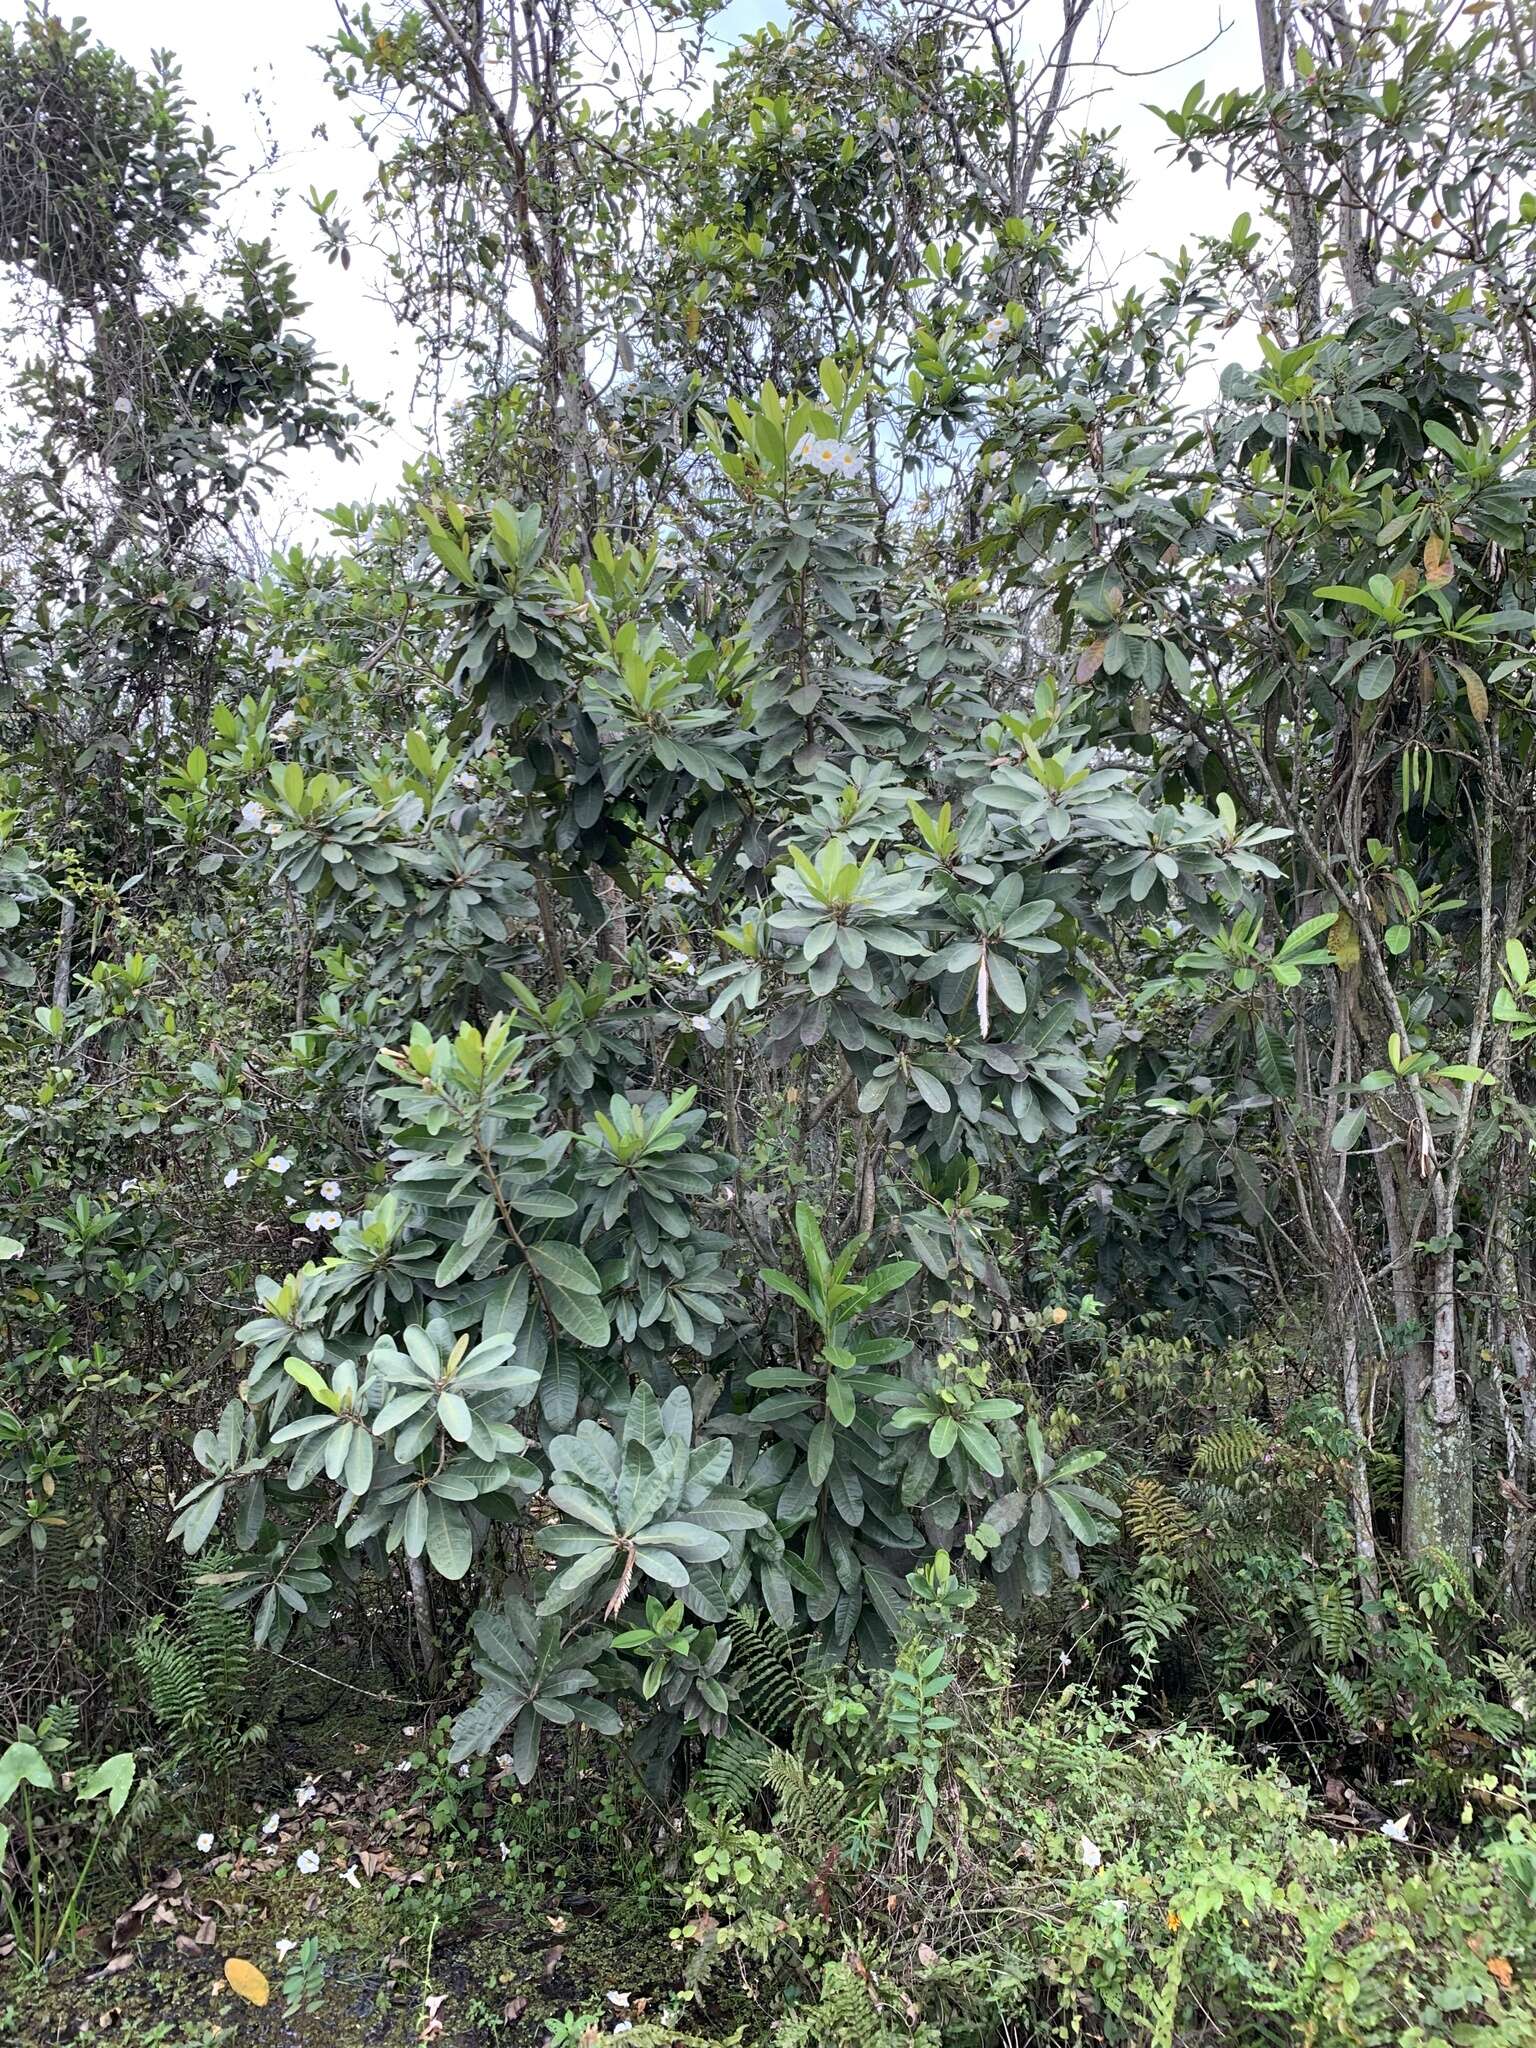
left=2, top=1678, right=758, bottom=2048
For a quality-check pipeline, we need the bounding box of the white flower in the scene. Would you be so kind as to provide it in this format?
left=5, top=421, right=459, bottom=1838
left=1380, top=1814, right=1413, bottom=1843
left=319, top=1180, right=342, bottom=1202
left=403, top=1725, right=418, bottom=1737
left=790, top=121, right=806, bottom=140
left=662, top=873, right=697, bottom=897
left=262, top=1811, right=281, bottom=1836
left=238, top=800, right=268, bottom=833
left=877, top=113, right=898, bottom=136
left=296, top=1848, right=320, bottom=1875
left=275, top=1938, right=297, bottom=1961
left=496, top=1753, right=514, bottom=1772
left=267, top=1155, right=292, bottom=1176
left=196, top=1832, right=215, bottom=1853
left=837, top=443, right=861, bottom=477
left=304, top=1211, right=324, bottom=1231
left=295, top=1784, right=317, bottom=1808
left=223, top=1167, right=241, bottom=1189
left=983, top=313, right=1010, bottom=346
left=689, top=1015, right=713, bottom=1034
left=119, top=1178, right=140, bottom=1195
left=319, top=1210, right=343, bottom=1230
left=457, top=1763, right=471, bottom=1779
left=270, top=709, right=297, bottom=741
left=665, top=949, right=691, bottom=969
left=340, top=1864, right=361, bottom=1889
left=395, top=1759, right=411, bottom=1773
left=498, top=1840, right=511, bottom=1862
left=1079, top=1835, right=1102, bottom=1869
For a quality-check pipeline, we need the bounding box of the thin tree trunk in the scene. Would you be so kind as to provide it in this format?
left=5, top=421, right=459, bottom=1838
left=51, top=898, right=76, bottom=1009
left=406, top=1553, right=438, bottom=1680
left=1255, top=0, right=1322, bottom=335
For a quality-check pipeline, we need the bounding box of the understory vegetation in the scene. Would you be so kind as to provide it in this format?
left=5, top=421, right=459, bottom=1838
left=5, top=0, right=1536, bottom=2039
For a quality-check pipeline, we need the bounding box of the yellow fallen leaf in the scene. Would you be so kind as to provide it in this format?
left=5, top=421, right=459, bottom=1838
left=223, top=1957, right=270, bottom=2006
left=1488, top=1954, right=1514, bottom=1990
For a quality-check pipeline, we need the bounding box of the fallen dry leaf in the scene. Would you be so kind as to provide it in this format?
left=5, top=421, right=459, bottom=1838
left=1488, top=1955, right=1515, bottom=1991
left=223, top=1957, right=271, bottom=2006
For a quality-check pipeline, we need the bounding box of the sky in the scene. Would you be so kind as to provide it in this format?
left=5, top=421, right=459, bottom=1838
left=38, top=0, right=1261, bottom=528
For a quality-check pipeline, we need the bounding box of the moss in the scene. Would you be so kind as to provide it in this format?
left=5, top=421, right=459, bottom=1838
left=5, top=1859, right=758, bottom=2048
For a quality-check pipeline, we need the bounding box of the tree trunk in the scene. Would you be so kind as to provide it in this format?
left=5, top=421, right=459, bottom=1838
left=1254, top=0, right=1322, bottom=335
left=1401, top=1232, right=1473, bottom=1568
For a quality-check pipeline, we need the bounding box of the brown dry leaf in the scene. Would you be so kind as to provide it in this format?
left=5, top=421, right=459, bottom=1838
left=917, top=1943, right=939, bottom=1967
left=1424, top=534, right=1452, bottom=587
left=1488, top=1955, right=1515, bottom=1990
left=546, top=1913, right=568, bottom=1934
left=174, top=1936, right=202, bottom=1957
left=195, top=1916, right=218, bottom=1947
left=224, top=1957, right=270, bottom=2007
left=504, top=1997, right=528, bottom=2022
left=1454, top=660, right=1489, bottom=722
left=1076, top=640, right=1105, bottom=683
left=103, top=1953, right=134, bottom=1976
left=542, top=1944, right=565, bottom=1979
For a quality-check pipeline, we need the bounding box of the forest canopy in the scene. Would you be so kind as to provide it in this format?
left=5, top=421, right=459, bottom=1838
left=5, top=0, right=1536, bottom=2041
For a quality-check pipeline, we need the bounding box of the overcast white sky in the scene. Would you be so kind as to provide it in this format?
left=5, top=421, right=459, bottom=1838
left=48, top=0, right=1261, bottom=526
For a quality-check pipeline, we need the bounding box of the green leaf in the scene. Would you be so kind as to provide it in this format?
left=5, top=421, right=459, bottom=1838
left=77, top=1752, right=136, bottom=1816
left=539, top=1281, right=610, bottom=1347
left=526, top=1242, right=603, bottom=1295
left=425, top=1497, right=472, bottom=1579
left=1331, top=1105, right=1367, bottom=1154
left=284, top=1357, right=339, bottom=1413
left=0, top=1741, right=54, bottom=1802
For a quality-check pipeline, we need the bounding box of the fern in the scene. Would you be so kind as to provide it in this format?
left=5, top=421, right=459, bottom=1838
left=1192, top=1418, right=1269, bottom=1478
left=1300, top=1577, right=1361, bottom=1668
left=694, top=1727, right=771, bottom=1814
left=775, top=1960, right=939, bottom=2048
left=131, top=1554, right=263, bottom=1786
left=1321, top=1670, right=1368, bottom=1732
left=1122, top=1477, right=1199, bottom=1558
left=727, top=1609, right=808, bottom=1739
left=761, top=1750, right=850, bottom=1840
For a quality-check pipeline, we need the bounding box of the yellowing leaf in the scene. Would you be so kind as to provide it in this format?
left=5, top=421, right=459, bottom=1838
left=1423, top=533, right=1452, bottom=587
left=1327, top=912, right=1360, bottom=971
left=1487, top=1954, right=1514, bottom=1990
left=1454, top=661, right=1489, bottom=722
left=223, top=1957, right=270, bottom=2006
